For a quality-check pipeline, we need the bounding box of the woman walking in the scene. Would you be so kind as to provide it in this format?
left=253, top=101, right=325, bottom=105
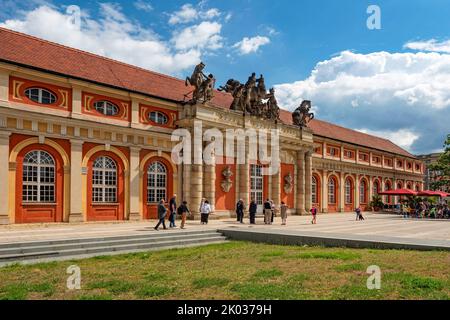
left=200, top=199, right=212, bottom=225
left=154, top=199, right=167, bottom=231
left=280, top=201, right=288, bottom=225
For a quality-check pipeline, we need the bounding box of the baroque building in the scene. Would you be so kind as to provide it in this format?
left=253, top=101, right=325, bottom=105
left=0, top=28, right=424, bottom=224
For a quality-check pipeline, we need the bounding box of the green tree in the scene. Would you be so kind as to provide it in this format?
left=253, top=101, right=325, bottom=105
left=429, top=134, right=450, bottom=191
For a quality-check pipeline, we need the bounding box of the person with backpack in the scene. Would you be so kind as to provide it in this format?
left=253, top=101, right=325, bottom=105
left=169, top=194, right=177, bottom=228
left=154, top=199, right=167, bottom=231
left=310, top=205, right=317, bottom=224
left=177, top=201, right=190, bottom=229
left=200, top=199, right=212, bottom=225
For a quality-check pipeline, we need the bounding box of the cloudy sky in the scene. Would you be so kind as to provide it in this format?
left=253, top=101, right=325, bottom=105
left=0, top=0, right=449, bottom=154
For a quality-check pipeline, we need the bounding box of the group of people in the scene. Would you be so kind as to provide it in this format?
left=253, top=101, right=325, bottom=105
left=154, top=195, right=214, bottom=231
left=154, top=194, right=191, bottom=231
left=399, top=199, right=450, bottom=219
left=235, top=199, right=292, bottom=226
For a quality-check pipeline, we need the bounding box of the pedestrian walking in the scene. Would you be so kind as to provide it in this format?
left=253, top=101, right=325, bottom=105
left=169, top=194, right=177, bottom=228
left=280, top=201, right=288, bottom=225
left=263, top=199, right=272, bottom=225
left=310, top=205, right=317, bottom=224
left=236, top=199, right=244, bottom=224
left=355, top=206, right=364, bottom=221
left=177, top=201, right=190, bottom=229
left=200, top=199, right=212, bottom=224
left=270, top=200, right=275, bottom=224
left=154, top=199, right=167, bottom=231
left=249, top=199, right=257, bottom=225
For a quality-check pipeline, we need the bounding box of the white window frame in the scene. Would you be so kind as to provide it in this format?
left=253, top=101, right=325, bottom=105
left=92, top=156, right=117, bottom=203
left=312, top=176, right=317, bottom=204
left=250, top=164, right=264, bottom=208
left=360, top=180, right=367, bottom=203
left=328, top=177, right=336, bottom=204
left=94, top=100, right=119, bottom=116
left=147, top=162, right=167, bottom=204
left=22, top=150, right=56, bottom=203
left=149, top=111, right=168, bottom=125
left=25, top=87, right=57, bottom=104
left=345, top=179, right=352, bottom=204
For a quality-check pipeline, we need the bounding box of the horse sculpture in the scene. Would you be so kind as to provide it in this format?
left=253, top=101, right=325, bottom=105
left=292, top=100, right=314, bottom=127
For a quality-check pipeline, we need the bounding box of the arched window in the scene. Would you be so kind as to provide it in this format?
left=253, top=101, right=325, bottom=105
left=25, top=87, right=57, bottom=104
left=373, top=181, right=379, bottom=196
left=360, top=180, right=367, bottom=203
left=328, top=177, right=336, bottom=204
left=407, top=184, right=412, bottom=190
left=149, top=111, right=168, bottom=125
left=345, top=178, right=352, bottom=204
left=147, top=162, right=167, bottom=203
left=22, top=150, right=55, bottom=203
left=92, top=156, right=117, bottom=203
left=94, top=100, right=119, bottom=116
left=312, top=176, right=317, bottom=203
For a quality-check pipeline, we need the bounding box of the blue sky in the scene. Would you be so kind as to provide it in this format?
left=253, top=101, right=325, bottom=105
left=1, top=0, right=449, bottom=154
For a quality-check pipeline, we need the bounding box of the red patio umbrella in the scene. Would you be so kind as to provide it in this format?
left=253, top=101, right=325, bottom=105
left=378, top=189, right=418, bottom=196
left=417, top=190, right=450, bottom=198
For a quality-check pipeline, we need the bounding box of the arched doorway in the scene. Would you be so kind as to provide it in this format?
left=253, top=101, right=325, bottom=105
left=16, top=146, right=64, bottom=223
left=312, top=174, right=321, bottom=211
left=344, top=177, right=354, bottom=211
left=359, top=178, right=369, bottom=210
left=328, top=175, right=339, bottom=212
left=87, top=152, right=125, bottom=221
left=143, top=158, right=173, bottom=219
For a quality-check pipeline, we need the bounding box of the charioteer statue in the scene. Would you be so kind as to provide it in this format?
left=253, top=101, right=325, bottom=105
left=185, top=62, right=216, bottom=104
left=218, top=72, right=280, bottom=122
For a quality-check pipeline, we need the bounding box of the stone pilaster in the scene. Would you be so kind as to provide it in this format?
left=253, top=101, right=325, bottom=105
left=368, top=177, right=374, bottom=207
left=239, top=158, right=250, bottom=211
left=69, top=139, right=84, bottom=223
left=271, top=165, right=281, bottom=207
left=129, top=146, right=141, bottom=221
left=355, top=175, right=360, bottom=209
left=304, top=151, right=313, bottom=213
left=0, top=71, right=9, bottom=103
left=190, top=163, right=203, bottom=219
left=339, top=173, right=345, bottom=212
left=321, top=169, right=328, bottom=213
left=296, top=150, right=306, bottom=215
left=203, top=154, right=216, bottom=212
left=71, top=86, right=82, bottom=116
left=0, top=131, right=11, bottom=224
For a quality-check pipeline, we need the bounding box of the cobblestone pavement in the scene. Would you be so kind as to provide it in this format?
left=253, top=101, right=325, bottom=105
left=0, top=213, right=448, bottom=245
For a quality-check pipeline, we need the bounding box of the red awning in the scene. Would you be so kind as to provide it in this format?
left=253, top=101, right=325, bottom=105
left=378, top=189, right=418, bottom=196
left=417, top=190, right=450, bottom=198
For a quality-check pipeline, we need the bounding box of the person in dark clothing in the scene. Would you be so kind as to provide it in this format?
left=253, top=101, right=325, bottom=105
left=236, top=199, right=244, bottom=224
left=249, top=199, right=257, bottom=224
left=263, top=199, right=272, bottom=225
left=154, top=199, right=167, bottom=231
left=177, top=201, right=190, bottom=229
left=169, top=194, right=177, bottom=228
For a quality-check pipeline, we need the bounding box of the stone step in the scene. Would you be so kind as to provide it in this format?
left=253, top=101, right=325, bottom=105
left=0, top=229, right=217, bottom=250
left=0, top=232, right=221, bottom=256
left=0, top=235, right=227, bottom=263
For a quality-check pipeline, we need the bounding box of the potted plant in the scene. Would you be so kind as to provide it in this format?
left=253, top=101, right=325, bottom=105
left=369, top=195, right=384, bottom=212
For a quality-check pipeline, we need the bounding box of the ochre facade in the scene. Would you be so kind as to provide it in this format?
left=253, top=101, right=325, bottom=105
left=0, top=29, right=424, bottom=224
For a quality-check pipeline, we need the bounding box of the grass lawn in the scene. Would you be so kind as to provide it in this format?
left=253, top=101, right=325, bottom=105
left=0, top=241, right=449, bottom=300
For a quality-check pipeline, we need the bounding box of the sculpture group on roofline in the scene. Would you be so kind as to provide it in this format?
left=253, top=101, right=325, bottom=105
left=184, top=62, right=314, bottom=128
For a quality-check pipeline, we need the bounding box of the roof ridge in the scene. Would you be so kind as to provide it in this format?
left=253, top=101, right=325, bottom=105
left=0, top=27, right=187, bottom=84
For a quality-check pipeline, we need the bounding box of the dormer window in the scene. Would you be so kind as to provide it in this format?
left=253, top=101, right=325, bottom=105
left=25, top=88, right=57, bottom=104
left=94, top=100, right=119, bottom=116
left=149, top=111, right=168, bottom=125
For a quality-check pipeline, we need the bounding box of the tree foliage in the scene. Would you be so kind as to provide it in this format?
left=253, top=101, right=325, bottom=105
left=429, top=134, right=450, bottom=191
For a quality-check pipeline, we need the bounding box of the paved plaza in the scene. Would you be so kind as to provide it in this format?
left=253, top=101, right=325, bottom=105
left=0, top=213, right=448, bottom=248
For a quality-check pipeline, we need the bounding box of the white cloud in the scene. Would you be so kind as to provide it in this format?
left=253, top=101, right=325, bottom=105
left=172, top=21, right=223, bottom=51
left=404, top=39, right=450, bottom=53
left=169, top=4, right=198, bottom=25
left=133, top=0, right=153, bottom=13
left=357, top=129, right=419, bottom=151
left=168, top=3, right=223, bottom=25
left=233, top=36, right=270, bottom=55
left=0, top=4, right=220, bottom=75
left=275, top=50, right=450, bottom=154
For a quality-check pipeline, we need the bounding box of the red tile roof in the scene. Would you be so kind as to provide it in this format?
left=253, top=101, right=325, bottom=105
left=0, top=27, right=415, bottom=158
